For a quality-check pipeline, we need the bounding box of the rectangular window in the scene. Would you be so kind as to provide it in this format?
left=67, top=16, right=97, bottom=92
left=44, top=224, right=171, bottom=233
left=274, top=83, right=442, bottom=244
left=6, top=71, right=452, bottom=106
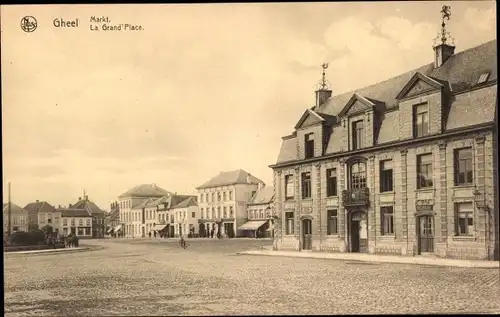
left=285, top=212, right=294, bottom=235
left=63, top=218, right=68, bottom=226
left=211, top=193, right=215, bottom=202
left=327, top=210, right=338, bottom=235
left=86, top=219, right=91, bottom=226
left=200, top=195, right=203, bottom=203
left=380, top=160, right=394, bottom=192
left=192, top=211, right=196, bottom=218
left=455, top=202, right=474, bottom=236
left=285, top=175, right=295, bottom=199
left=305, top=133, right=315, bottom=159
left=454, top=147, right=473, bottom=185
left=229, top=191, right=233, bottom=200
left=205, top=193, right=209, bottom=202
left=381, top=206, right=394, bottom=235
left=223, top=192, right=227, bottom=201
left=229, top=206, right=234, bottom=218
left=301, top=172, right=312, bottom=199
left=413, top=103, right=429, bottom=137
left=352, top=120, right=364, bottom=150
left=71, top=219, right=75, bottom=226
left=79, top=219, right=83, bottom=226
left=223, top=206, right=227, bottom=218
left=200, top=208, right=204, bottom=219
left=217, top=192, right=221, bottom=202
left=326, top=168, right=338, bottom=197
left=417, top=154, right=433, bottom=189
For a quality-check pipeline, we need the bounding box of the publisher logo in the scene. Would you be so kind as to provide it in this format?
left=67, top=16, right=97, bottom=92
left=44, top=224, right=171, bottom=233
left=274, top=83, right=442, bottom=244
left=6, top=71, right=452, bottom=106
left=21, top=16, right=37, bottom=33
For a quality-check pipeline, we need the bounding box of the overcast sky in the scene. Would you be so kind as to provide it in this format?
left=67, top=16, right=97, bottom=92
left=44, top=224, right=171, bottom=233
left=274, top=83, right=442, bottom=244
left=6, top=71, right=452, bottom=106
left=1, top=2, right=496, bottom=210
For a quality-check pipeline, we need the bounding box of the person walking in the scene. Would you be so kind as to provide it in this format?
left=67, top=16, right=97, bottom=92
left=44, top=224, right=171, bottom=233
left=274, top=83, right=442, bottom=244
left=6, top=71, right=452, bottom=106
left=148, top=231, right=152, bottom=238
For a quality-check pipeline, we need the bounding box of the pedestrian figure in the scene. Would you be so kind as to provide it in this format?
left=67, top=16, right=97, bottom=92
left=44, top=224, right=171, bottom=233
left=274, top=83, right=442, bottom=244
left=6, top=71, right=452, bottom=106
left=154, top=231, right=157, bottom=238
left=149, top=231, right=152, bottom=238
left=210, top=229, right=214, bottom=239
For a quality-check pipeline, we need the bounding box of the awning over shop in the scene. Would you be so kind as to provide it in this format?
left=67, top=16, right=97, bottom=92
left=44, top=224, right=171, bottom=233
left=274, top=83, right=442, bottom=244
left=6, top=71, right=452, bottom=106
left=238, top=220, right=267, bottom=231
left=106, top=227, right=114, bottom=233
left=153, top=224, right=168, bottom=231
left=113, top=225, right=122, bottom=232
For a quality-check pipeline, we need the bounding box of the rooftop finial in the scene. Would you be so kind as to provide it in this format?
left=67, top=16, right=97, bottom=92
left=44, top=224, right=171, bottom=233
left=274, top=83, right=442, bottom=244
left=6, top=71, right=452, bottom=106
left=318, top=63, right=330, bottom=90
left=434, top=5, right=454, bottom=46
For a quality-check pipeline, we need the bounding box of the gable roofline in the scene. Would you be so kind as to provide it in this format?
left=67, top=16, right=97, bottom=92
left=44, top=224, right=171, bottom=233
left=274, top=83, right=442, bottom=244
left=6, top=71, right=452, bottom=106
left=338, top=93, right=377, bottom=117
left=294, top=109, right=326, bottom=129
left=395, top=72, right=444, bottom=100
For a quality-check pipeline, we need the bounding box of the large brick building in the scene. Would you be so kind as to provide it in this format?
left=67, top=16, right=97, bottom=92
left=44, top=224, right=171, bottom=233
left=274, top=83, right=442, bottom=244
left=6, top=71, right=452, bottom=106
left=270, top=35, right=498, bottom=260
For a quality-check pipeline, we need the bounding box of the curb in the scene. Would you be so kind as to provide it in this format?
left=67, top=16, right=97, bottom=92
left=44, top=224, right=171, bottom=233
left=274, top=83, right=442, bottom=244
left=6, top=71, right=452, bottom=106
left=4, top=245, right=103, bottom=256
left=237, top=250, right=500, bottom=269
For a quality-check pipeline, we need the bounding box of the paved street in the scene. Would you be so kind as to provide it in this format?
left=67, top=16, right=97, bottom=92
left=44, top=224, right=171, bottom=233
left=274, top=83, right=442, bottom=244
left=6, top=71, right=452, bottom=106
left=4, top=238, right=500, bottom=316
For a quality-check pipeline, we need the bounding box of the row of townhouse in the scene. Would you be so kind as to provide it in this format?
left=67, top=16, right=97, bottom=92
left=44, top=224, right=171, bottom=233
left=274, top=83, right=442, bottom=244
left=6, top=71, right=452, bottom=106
left=114, top=170, right=276, bottom=238
left=270, top=34, right=499, bottom=260
left=3, top=195, right=107, bottom=238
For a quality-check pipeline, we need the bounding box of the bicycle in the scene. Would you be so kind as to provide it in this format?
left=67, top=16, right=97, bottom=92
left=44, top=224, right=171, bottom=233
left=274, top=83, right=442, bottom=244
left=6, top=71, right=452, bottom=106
left=180, top=238, right=189, bottom=249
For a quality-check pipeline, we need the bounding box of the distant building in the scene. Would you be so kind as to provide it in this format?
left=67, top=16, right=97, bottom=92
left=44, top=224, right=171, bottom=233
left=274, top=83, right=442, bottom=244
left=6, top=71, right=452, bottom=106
left=171, top=196, right=198, bottom=237
left=24, top=201, right=61, bottom=233
left=240, top=185, right=275, bottom=238
left=71, top=195, right=106, bottom=238
left=59, top=207, right=93, bottom=237
left=106, top=201, right=121, bottom=236
left=3, top=203, right=29, bottom=233
left=196, top=169, right=265, bottom=238
left=117, top=184, right=172, bottom=238
left=148, top=195, right=191, bottom=237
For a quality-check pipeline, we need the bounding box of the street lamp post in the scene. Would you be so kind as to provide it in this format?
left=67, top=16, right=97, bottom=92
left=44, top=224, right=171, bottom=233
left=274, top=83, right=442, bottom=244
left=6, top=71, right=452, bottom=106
left=272, top=214, right=279, bottom=251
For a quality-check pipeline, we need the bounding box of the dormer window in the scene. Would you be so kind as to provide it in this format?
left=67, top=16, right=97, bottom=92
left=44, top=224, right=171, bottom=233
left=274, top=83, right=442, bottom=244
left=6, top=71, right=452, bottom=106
left=352, top=120, right=364, bottom=150
left=305, top=133, right=315, bottom=158
left=413, top=103, right=429, bottom=138
left=477, top=72, right=490, bottom=84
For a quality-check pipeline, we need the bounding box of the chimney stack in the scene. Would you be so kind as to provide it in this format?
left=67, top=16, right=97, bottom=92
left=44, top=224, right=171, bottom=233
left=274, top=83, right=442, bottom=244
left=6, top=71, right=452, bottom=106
left=246, top=174, right=252, bottom=184
left=36, top=199, right=39, bottom=203
left=433, top=5, right=455, bottom=68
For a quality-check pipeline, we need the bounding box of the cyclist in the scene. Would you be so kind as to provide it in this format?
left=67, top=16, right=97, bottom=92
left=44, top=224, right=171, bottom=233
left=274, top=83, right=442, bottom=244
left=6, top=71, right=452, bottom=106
left=180, top=235, right=187, bottom=249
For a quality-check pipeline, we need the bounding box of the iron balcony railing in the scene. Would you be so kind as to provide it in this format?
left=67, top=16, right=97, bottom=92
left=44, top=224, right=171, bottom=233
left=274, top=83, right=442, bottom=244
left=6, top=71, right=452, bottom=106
left=342, top=187, right=370, bottom=206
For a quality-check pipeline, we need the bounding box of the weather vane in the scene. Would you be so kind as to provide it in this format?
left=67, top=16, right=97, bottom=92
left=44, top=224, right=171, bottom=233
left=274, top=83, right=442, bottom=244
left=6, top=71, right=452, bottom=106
left=434, top=5, right=454, bottom=46
left=318, top=63, right=330, bottom=90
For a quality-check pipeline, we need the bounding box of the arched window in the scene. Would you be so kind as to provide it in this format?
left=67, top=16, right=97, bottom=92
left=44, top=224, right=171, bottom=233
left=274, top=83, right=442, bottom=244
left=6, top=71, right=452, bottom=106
left=350, top=161, right=367, bottom=189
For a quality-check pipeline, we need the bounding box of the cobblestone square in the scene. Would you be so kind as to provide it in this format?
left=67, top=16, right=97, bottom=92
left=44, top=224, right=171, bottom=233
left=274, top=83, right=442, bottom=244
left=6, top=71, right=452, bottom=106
left=4, top=239, right=500, bottom=316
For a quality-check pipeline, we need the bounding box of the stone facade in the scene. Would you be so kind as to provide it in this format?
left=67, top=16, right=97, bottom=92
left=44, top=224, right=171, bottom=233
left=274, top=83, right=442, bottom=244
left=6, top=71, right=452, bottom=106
left=270, top=40, right=498, bottom=261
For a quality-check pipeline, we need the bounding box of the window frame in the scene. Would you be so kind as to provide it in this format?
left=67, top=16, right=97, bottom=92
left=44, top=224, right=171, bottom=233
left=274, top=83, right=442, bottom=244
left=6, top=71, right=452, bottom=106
left=326, top=168, right=338, bottom=197
left=304, top=133, right=315, bottom=159
left=380, top=159, right=394, bottom=193
left=301, top=172, right=312, bottom=199
left=454, top=147, right=473, bottom=186
left=350, top=161, right=367, bottom=189
left=285, top=175, right=295, bottom=200
left=352, top=120, right=364, bottom=150
left=380, top=206, right=394, bottom=235
left=285, top=212, right=294, bottom=235
left=417, top=153, right=433, bottom=189
left=413, top=103, right=429, bottom=137
left=327, top=209, right=338, bottom=235
left=455, top=202, right=474, bottom=236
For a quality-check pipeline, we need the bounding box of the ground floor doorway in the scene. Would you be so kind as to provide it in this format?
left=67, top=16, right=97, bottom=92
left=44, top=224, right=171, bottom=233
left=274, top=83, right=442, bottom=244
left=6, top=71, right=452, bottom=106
left=417, top=215, right=434, bottom=254
left=348, top=210, right=368, bottom=253
left=301, top=218, right=312, bottom=250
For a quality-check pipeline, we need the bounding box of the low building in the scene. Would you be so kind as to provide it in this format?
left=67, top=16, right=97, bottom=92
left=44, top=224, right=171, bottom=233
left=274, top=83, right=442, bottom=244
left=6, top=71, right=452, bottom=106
left=149, top=195, right=193, bottom=237
left=171, top=196, right=198, bottom=237
left=196, top=169, right=265, bottom=238
left=71, top=195, right=106, bottom=238
left=3, top=203, right=29, bottom=233
left=59, top=208, right=93, bottom=237
left=118, top=183, right=173, bottom=238
left=240, top=185, right=275, bottom=238
left=270, top=29, right=498, bottom=260
left=24, top=200, right=59, bottom=232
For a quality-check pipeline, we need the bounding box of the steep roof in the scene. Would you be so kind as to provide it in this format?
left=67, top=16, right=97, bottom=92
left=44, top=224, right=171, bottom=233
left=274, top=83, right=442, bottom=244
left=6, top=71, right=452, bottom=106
left=315, top=40, right=497, bottom=116
left=23, top=201, right=57, bottom=214
left=172, top=196, right=198, bottom=209
left=134, top=198, right=156, bottom=209
left=118, top=184, right=172, bottom=198
left=276, top=40, right=497, bottom=164
left=2, top=203, right=28, bottom=214
left=197, top=169, right=264, bottom=189
left=145, top=196, right=169, bottom=208
left=248, top=186, right=275, bottom=205
left=59, top=208, right=92, bottom=218
left=72, top=198, right=105, bottom=215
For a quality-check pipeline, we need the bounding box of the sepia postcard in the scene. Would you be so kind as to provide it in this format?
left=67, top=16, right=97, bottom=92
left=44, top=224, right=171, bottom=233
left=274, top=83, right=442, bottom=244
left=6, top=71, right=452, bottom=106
left=2, top=2, right=499, bottom=316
